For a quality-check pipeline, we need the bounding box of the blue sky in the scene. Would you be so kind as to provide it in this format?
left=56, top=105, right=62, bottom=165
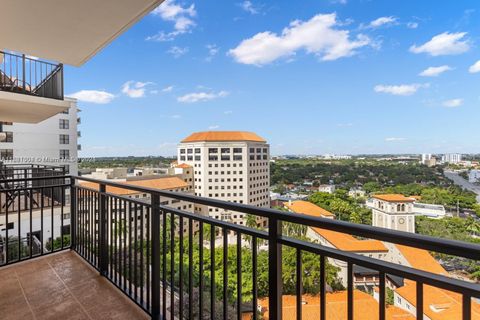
left=66, top=0, right=480, bottom=157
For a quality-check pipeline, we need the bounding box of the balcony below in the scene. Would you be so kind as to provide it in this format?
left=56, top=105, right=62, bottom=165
left=0, top=251, right=148, bottom=320
left=0, top=51, right=69, bottom=123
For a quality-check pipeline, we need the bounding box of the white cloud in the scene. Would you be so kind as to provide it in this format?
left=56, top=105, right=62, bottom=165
left=224, top=110, right=233, bottom=115
left=167, top=46, right=189, bottom=58
left=410, top=32, right=470, bottom=56
left=374, top=83, right=428, bottom=96
left=442, top=98, right=463, bottom=108
left=419, top=65, right=452, bottom=77
left=366, top=16, right=397, bottom=29
left=228, top=13, right=371, bottom=66
left=147, top=0, right=196, bottom=41
left=240, top=1, right=260, bottom=15
left=122, top=81, right=153, bottom=98
left=206, top=44, right=219, bottom=61
left=468, top=60, right=480, bottom=73
left=208, top=125, right=220, bottom=129
left=407, top=22, right=418, bottom=29
left=68, top=90, right=115, bottom=104
left=385, top=137, right=406, bottom=142
left=177, top=90, right=229, bottom=103
left=162, top=85, right=174, bottom=93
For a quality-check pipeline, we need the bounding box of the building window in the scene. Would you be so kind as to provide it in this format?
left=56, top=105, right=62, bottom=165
left=233, top=148, right=242, bottom=153
left=187, top=149, right=193, bottom=154
left=180, top=149, right=186, bottom=154
left=195, top=155, right=201, bottom=161
left=233, top=155, right=242, bottom=161
left=221, top=155, right=230, bottom=161
left=0, top=149, right=13, bottom=160
left=59, top=134, right=69, bottom=144
left=60, top=150, right=70, bottom=159
left=209, top=155, right=218, bottom=161
left=195, top=148, right=201, bottom=154
left=250, top=155, right=255, bottom=160
left=59, top=119, right=69, bottom=129
left=180, top=156, right=186, bottom=161
left=187, top=156, right=193, bottom=161
left=2, top=132, right=13, bottom=143
left=221, top=148, right=230, bottom=153
left=209, top=148, right=218, bottom=154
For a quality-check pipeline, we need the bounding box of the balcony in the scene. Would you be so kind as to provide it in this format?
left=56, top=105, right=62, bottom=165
left=0, top=51, right=69, bottom=123
left=1, top=170, right=479, bottom=320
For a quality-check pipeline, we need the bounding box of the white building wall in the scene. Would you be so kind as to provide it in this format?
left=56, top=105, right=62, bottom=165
left=177, top=140, right=270, bottom=226
left=0, top=98, right=79, bottom=175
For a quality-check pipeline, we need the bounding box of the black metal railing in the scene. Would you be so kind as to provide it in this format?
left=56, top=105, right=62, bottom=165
left=1, top=173, right=479, bottom=319
left=0, top=50, right=64, bottom=100
left=0, top=168, right=70, bottom=266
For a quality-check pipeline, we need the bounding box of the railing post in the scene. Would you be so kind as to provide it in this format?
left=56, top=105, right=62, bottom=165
left=99, top=183, right=108, bottom=276
left=70, top=177, right=76, bottom=250
left=22, top=54, right=26, bottom=93
left=268, top=217, right=283, bottom=320
left=151, top=193, right=160, bottom=320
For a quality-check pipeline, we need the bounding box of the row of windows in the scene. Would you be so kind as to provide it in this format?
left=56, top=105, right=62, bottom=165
left=249, top=154, right=268, bottom=160
left=208, top=177, right=243, bottom=183
left=208, top=170, right=243, bottom=175
left=208, top=163, right=243, bottom=168
left=208, top=185, right=243, bottom=190
left=250, top=189, right=269, bottom=195
left=250, top=169, right=268, bottom=174
left=250, top=176, right=268, bottom=181
left=179, top=155, right=200, bottom=161
left=180, top=148, right=201, bottom=154
left=249, top=147, right=268, bottom=153
left=208, top=193, right=244, bottom=198
left=250, top=162, right=269, bottom=167
left=208, top=148, right=243, bottom=154
left=208, top=155, right=243, bottom=161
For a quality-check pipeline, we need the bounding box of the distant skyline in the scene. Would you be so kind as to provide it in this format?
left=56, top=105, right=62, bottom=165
left=65, top=1, right=480, bottom=157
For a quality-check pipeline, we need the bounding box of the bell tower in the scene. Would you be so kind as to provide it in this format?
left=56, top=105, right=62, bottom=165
left=371, top=194, right=416, bottom=233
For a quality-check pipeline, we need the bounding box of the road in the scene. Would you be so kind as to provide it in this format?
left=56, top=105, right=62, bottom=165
left=444, top=170, right=480, bottom=203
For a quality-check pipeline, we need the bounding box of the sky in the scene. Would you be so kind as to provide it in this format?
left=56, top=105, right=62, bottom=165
left=65, top=0, right=480, bottom=157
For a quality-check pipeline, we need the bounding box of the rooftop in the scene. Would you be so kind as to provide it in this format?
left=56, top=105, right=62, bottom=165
left=0, top=251, right=148, bottom=320
left=372, top=194, right=416, bottom=203
left=284, top=200, right=336, bottom=218
left=286, top=201, right=388, bottom=252
left=257, top=291, right=415, bottom=320
left=181, top=131, right=266, bottom=143
left=80, top=176, right=189, bottom=195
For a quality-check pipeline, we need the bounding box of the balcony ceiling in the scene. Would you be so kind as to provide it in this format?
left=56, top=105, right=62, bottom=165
left=0, top=0, right=164, bottom=66
left=0, top=91, right=70, bottom=123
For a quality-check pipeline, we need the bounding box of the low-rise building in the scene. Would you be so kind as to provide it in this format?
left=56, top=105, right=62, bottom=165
left=318, top=184, right=336, bottom=194
left=371, top=194, right=416, bottom=233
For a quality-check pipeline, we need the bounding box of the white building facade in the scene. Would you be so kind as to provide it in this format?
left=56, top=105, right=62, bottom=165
left=442, top=153, right=462, bottom=164
left=0, top=97, right=80, bottom=175
left=177, top=131, right=270, bottom=226
left=371, top=194, right=416, bottom=233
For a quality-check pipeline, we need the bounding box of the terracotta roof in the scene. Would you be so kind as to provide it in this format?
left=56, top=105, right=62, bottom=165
left=175, top=163, right=192, bottom=169
left=284, top=200, right=336, bottom=218
left=394, top=245, right=480, bottom=320
left=396, top=280, right=480, bottom=320
left=80, top=177, right=189, bottom=195
left=181, top=131, right=266, bottom=143
left=395, top=245, right=447, bottom=275
left=372, top=194, right=416, bottom=203
left=257, top=291, right=415, bottom=320
left=285, top=201, right=388, bottom=252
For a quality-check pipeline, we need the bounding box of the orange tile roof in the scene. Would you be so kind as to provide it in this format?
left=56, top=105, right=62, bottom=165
left=175, top=163, right=192, bottom=169
left=396, top=280, right=480, bottom=320
left=80, top=177, right=189, bottom=195
left=257, top=291, right=415, bottom=320
left=394, top=245, right=480, bottom=320
left=181, top=131, right=266, bottom=143
left=372, top=194, right=416, bottom=202
left=286, top=201, right=388, bottom=252
left=395, top=245, right=447, bottom=275
left=284, top=200, right=336, bottom=218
